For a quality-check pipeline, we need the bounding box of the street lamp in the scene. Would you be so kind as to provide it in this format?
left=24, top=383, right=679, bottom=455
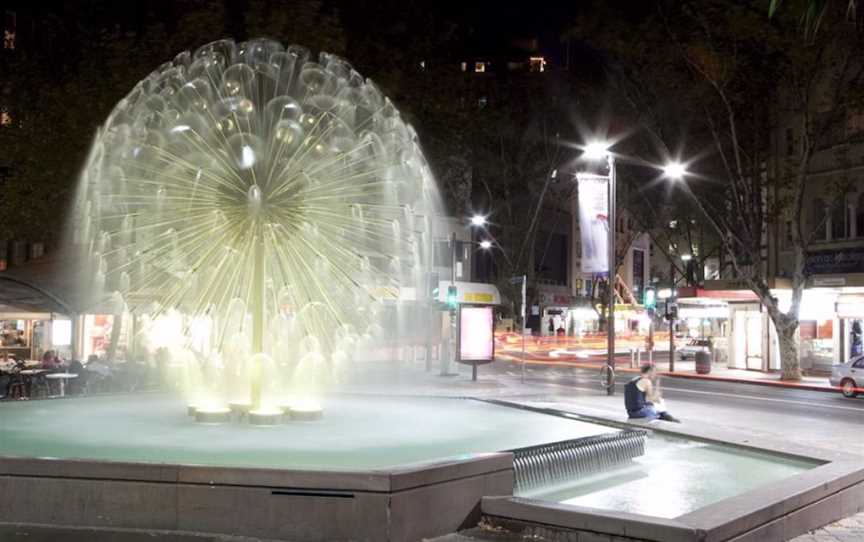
left=662, top=161, right=688, bottom=180
left=479, top=239, right=493, bottom=250
left=470, top=214, right=487, bottom=227
left=583, top=141, right=611, bottom=160
left=582, top=140, right=617, bottom=395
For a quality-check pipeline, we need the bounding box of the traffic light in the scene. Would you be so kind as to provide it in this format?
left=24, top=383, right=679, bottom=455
left=446, top=285, right=458, bottom=309
left=665, top=303, right=678, bottom=321
left=644, top=287, right=656, bottom=310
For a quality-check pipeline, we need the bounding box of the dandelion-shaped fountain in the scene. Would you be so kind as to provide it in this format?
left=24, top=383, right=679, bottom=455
left=73, top=38, right=442, bottom=421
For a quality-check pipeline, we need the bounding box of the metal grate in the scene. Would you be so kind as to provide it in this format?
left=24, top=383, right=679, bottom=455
left=510, top=430, right=647, bottom=492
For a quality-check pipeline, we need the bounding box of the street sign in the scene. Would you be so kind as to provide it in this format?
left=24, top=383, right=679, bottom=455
left=509, top=275, right=525, bottom=284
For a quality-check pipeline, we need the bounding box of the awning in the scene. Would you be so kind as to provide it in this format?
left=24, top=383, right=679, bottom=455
left=436, top=280, right=501, bottom=305
left=0, top=278, right=71, bottom=316
left=837, top=297, right=864, bottom=318
left=0, top=251, right=113, bottom=315
left=678, top=286, right=758, bottom=302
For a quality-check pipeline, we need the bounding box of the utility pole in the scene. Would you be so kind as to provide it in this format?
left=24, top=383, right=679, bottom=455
left=521, top=274, right=527, bottom=383
left=669, top=262, right=676, bottom=373
left=606, top=155, right=617, bottom=395
left=442, top=231, right=458, bottom=376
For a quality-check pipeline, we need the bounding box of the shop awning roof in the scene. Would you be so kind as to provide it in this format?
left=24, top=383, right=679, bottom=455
left=0, top=277, right=71, bottom=315
left=677, top=286, right=758, bottom=302
left=0, top=252, right=94, bottom=315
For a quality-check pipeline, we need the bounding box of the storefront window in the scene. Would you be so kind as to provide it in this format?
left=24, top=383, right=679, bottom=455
left=811, top=198, right=827, bottom=241
left=857, top=193, right=864, bottom=238
left=801, top=319, right=834, bottom=367
left=831, top=200, right=848, bottom=240
left=0, top=320, right=27, bottom=347
left=632, top=249, right=645, bottom=302
left=850, top=319, right=863, bottom=358
left=83, top=314, right=132, bottom=361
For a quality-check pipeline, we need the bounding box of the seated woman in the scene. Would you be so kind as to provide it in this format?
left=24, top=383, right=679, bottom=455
left=624, top=365, right=680, bottom=423
left=41, top=350, right=61, bottom=371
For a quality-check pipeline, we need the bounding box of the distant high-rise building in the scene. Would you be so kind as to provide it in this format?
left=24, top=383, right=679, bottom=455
left=3, top=10, right=15, bottom=50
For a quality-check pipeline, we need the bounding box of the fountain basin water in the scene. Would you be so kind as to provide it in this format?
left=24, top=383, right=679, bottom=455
left=0, top=394, right=613, bottom=469
left=0, top=393, right=614, bottom=542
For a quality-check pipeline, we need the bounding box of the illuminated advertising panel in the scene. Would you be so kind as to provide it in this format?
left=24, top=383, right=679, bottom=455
left=458, top=306, right=494, bottom=363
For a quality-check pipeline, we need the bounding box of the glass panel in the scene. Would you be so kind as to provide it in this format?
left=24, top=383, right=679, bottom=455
left=802, top=319, right=834, bottom=367
left=831, top=202, right=847, bottom=240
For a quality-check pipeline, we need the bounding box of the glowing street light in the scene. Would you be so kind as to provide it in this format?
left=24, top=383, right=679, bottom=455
left=479, top=240, right=493, bottom=250
left=681, top=254, right=693, bottom=262
left=663, top=161, right=687, bottom=180
left=583, top=141, right=611, bottom=160
left=470, top=214, right=487, bottom=227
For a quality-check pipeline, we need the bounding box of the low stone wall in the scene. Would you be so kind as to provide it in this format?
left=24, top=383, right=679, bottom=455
left=0, top=453, right=514, bottom=542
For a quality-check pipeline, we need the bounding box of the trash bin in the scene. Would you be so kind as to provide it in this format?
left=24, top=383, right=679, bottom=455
left=695, top=350, right=712, bottom=375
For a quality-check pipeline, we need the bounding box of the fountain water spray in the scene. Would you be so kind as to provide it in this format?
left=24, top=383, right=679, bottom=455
left=74, top=38, right=442, bottom=416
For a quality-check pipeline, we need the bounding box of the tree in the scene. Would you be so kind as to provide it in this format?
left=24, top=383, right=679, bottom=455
left=571, top=0, right=864, bottom=380
left=336, top=2, right=593, bottom=321
left=769, top=0, right=860, bottom=39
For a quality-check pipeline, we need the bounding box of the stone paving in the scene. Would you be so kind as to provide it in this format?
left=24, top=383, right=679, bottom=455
left=789, top=512, right=864, bottom=542
left=430, top=514, right=864, bottom=542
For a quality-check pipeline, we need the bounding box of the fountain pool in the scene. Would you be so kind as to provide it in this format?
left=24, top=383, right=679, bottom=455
left=1, top=394, right=861, bottom=542
left=0, top=394, right=613, bottom=469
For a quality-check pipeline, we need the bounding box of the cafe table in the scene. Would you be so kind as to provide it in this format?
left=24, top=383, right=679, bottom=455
left=45, top=373, right=78, bottom=397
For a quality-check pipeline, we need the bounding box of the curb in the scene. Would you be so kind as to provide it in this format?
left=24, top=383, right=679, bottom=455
left=660, top=371, right=842, bottom=394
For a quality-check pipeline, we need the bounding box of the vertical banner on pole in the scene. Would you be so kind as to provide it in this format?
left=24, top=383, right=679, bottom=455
left=577, top=174, right=610, bottom=274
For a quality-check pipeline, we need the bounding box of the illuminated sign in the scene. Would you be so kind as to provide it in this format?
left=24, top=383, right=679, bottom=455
left=458, top=306, right=494, bottom=363
left=464, top=292, right=494, bottom=303
left=52, top=320, right=72, bottom=346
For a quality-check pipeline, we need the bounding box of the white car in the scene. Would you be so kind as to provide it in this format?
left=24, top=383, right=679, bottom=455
left=677, top=339, right=712, bottom=360
left=830, top=355, right=864, bottom=398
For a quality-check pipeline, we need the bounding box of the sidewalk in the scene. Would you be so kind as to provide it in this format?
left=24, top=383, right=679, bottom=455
left=646, top=359, right=839, bottom=392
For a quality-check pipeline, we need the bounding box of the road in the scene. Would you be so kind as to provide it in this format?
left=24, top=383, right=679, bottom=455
left=482, top=358, right=864, bottom=456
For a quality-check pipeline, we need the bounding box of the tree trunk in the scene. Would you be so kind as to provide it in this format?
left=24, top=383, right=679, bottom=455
left=773, top=314, right=803, bottom=381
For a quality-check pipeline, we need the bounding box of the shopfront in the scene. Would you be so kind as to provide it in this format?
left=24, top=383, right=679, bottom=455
left=79, top=313, right=134, bottom=361
left=837, top=297, right=864, bottom=363
left=538, top=289, right=581, bottom=336
left=0, top=310, right=73, bottom=361
left=677, top=304, right=729, bottom=339
left=728, top=303, right=778, bottom=371
left=721, top=286, right=864, bottom=373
